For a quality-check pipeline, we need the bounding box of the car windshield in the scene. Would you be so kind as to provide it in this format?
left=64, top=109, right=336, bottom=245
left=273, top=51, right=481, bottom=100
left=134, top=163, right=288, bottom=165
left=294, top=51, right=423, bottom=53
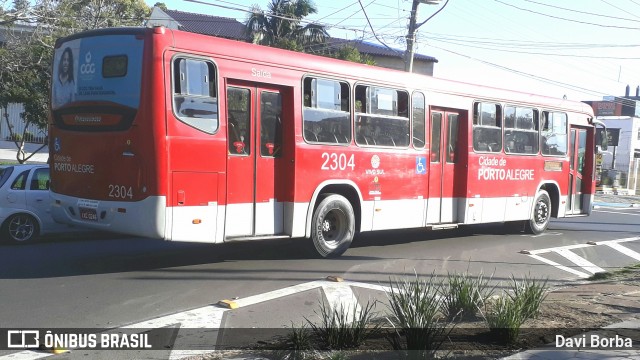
left=0, top=166, right=14, bottom=188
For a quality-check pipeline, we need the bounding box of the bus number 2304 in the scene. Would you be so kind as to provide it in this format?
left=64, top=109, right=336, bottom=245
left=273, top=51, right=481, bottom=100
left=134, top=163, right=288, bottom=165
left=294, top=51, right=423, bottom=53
left=321, top=153, right=355, bottom=171
left=108, top=184, right=133, bottom=199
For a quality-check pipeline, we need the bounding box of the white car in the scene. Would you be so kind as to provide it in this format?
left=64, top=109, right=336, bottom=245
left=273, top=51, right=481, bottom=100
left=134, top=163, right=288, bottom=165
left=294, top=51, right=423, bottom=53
left=0, top=164, right=69, bottom=244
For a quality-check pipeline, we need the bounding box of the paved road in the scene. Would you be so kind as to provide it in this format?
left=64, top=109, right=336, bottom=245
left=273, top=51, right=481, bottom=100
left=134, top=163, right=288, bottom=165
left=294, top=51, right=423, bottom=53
left=0, top=207, right=639, bottom=359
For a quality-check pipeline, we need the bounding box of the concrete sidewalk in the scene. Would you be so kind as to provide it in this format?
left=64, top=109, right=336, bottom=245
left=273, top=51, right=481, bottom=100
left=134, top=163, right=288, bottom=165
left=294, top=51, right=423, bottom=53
left=594, top=194, right=640, bottom=208
left=0, top=140, right=48, bottom=163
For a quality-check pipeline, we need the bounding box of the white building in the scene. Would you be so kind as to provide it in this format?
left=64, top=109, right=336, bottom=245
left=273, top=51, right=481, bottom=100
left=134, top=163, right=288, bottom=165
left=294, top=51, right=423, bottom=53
left=586, top=94, right=640, bottom=193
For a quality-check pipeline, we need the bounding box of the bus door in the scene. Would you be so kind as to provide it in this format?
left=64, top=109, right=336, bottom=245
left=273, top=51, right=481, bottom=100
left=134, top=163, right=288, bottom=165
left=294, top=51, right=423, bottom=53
left=427, top=110, right=460, bottom=224
left=225, top=83, right=284, bottom=237
left=567, top=127, right=590, bottom=215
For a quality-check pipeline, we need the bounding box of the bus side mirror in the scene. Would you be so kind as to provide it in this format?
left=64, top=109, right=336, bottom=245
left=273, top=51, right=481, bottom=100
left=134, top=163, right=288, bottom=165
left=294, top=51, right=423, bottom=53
left=599, top=130, right=608, bottom=151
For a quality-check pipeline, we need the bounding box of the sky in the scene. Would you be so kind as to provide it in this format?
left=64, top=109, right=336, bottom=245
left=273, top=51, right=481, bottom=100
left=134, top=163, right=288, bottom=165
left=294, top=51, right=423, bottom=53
left=146, top=0, right=640, bottom=102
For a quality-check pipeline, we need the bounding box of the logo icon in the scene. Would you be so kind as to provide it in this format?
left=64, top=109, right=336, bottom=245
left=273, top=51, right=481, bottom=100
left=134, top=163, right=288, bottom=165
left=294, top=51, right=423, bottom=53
left=416, top=157, right=427, bottom=175
left=54, top=137, right=61, bottom=152
left=371, top=155, right=380, bottom=169
left=7, top=330, right=40, bottom=348
left=80, top=51, right=96, bottom=77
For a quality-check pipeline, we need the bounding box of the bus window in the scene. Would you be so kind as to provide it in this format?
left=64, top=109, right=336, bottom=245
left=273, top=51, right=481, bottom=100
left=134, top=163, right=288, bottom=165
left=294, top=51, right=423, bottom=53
left=504, top=106, right=539, bottom=155
left=173, top=57, right=219, bottom=134
left=541, top=111, right=568, bottom=156
left=473, top=102, right=502, bottom=153
left=431, top=112, right=442, bottom=162
left=51, top=34, right=143, bottom=130
left=412, top=92, right=426, bottom=149
left=446, top=114, right=459, bottom=163
left=302, top=77, right=350, bottom=144
left=354, top=85, right=409, bottom=147
left=102, top=55, right=128, bottom=78
left=227, top=87, right=251, bottom=155
left=260, top=91, right=282, bottom=157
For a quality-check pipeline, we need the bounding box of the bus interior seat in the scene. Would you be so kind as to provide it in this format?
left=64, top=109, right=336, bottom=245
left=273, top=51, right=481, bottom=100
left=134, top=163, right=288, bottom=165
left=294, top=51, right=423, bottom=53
left=330, top=123, right=349, bottom=144
left=317, top=131, right=338, bottom=143
left=305, top=128, right=318, bottom=142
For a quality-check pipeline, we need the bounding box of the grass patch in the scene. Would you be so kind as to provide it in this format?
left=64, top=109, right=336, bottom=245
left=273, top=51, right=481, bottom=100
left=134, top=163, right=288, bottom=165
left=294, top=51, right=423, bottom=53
left=484, top=274, right=549, bottom=344
left=306, top=298, right=379, bottom=350
left=287, top=323, right=313, bottom=352
left=385, top=272, right=453, bottom=359
left=277, top=271, right=557, bottom=355
left=484, top=295, right=525, bottom=344
left=440, top=269, right=495, bottom=321
left=508, top=274, right=548, bottom=320
left=587, top=263, right=640, bottom=281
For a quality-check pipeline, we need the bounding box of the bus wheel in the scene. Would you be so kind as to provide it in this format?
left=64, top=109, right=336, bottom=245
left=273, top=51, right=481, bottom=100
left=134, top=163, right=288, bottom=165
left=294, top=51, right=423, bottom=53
left=526, top=190, right=551, bottom=235
left=311, top=194, right=355, bottom=258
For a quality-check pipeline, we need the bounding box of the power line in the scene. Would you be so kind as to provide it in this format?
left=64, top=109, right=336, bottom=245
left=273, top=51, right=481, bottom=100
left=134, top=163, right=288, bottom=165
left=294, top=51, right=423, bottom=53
left=601, top=0, right=640, bottom=19
left=428, top=42, right=617, bottom=98
left=357, top=0, right=403, bottom=56
left=166, top=0, right=639, bottom=99
left=493, top=0, right=640, bottom=30
left=423, top=33, right=640, bottom=50
left=427, top=37, right=640, bottom=60
left=523, top=0, right=640, bottom=22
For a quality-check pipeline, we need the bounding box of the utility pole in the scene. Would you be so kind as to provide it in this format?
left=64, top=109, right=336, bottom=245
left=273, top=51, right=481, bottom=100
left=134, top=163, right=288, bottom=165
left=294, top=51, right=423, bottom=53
left=404, top=0, right=449, bottom=72
left=403, top=0, right=422, bottom=73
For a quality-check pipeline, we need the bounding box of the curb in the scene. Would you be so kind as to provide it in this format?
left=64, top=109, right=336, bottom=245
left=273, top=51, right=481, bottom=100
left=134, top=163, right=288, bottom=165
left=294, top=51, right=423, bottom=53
left=593, top=202, right=640, bottom=209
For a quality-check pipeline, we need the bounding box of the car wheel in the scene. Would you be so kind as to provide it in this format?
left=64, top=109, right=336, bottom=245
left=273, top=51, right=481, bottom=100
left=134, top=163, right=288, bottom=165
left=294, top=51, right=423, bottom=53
left=2, top=214, right=39, bottom=244
left=526, top=190, right=551, bottom=235
left=310, top=194, right=355, bottom=258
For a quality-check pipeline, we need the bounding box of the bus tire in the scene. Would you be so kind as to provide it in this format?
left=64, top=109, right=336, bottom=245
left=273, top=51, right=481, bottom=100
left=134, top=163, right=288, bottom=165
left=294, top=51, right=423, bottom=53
left=526, top=190, right=551, bottom=235
left=310, top=194, right=355, bottom=258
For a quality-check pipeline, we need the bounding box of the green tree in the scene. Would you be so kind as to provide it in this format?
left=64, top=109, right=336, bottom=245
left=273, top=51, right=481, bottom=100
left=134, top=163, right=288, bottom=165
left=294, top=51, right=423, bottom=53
left=333, top=45, right=375, bottom=65
left=0, top=0, right=150, bottom=162
left=39, top=0, right=149, bottom=36
left=245, top=0, right=327, bottom=51
left=153, top=2, right=167, bottom=11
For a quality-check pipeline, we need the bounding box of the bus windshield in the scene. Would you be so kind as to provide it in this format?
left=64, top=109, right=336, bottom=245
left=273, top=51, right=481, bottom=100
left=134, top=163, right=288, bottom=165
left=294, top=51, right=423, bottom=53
left=51, top=34, right=143, bottom=127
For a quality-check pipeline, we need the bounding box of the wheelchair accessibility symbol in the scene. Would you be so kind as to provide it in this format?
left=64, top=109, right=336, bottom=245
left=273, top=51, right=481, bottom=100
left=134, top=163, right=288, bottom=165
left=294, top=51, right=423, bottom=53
left=416, top=157, right=427, bottom=175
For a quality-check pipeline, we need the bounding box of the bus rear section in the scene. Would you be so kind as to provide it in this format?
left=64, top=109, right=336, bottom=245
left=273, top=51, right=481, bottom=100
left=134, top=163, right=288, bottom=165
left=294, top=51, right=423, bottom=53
left=49, top=28, right=166, bottom=239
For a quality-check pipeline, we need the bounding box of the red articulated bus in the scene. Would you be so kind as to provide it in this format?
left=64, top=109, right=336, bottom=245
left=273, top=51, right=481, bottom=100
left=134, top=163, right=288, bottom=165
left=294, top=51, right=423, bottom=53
left=49, top=26, right=606, bottom=257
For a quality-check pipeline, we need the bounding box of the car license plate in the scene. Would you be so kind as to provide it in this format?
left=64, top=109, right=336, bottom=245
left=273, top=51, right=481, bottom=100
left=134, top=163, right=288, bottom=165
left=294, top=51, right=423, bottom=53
left=79, top=207, right=98, bottom=221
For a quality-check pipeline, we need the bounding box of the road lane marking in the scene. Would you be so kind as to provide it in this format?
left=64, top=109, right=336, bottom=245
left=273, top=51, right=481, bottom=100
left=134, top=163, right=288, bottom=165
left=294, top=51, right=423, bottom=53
left=526, top=243, right=593, bottom=255
left=345, top=281, right=391, bottom=293
left=0, top=279, right=398, bottom=360
left=0, top=351, right=54, bottom=360
left=523, top=237, right=640, bottom=278
left=527, top=254, right=590, bottom=278
left=122, top=305, right=226, bottom=360
left=321, top=282, right=362, bottom=321
left=554, top=249, right=605, bottom=274
left=590, top=236, right=640, bottom=245
left=589, top=237, right=640, bottom=262
left=231, top=280, right=325, bottom=308
left=601, top=243, right=640, bottom=261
